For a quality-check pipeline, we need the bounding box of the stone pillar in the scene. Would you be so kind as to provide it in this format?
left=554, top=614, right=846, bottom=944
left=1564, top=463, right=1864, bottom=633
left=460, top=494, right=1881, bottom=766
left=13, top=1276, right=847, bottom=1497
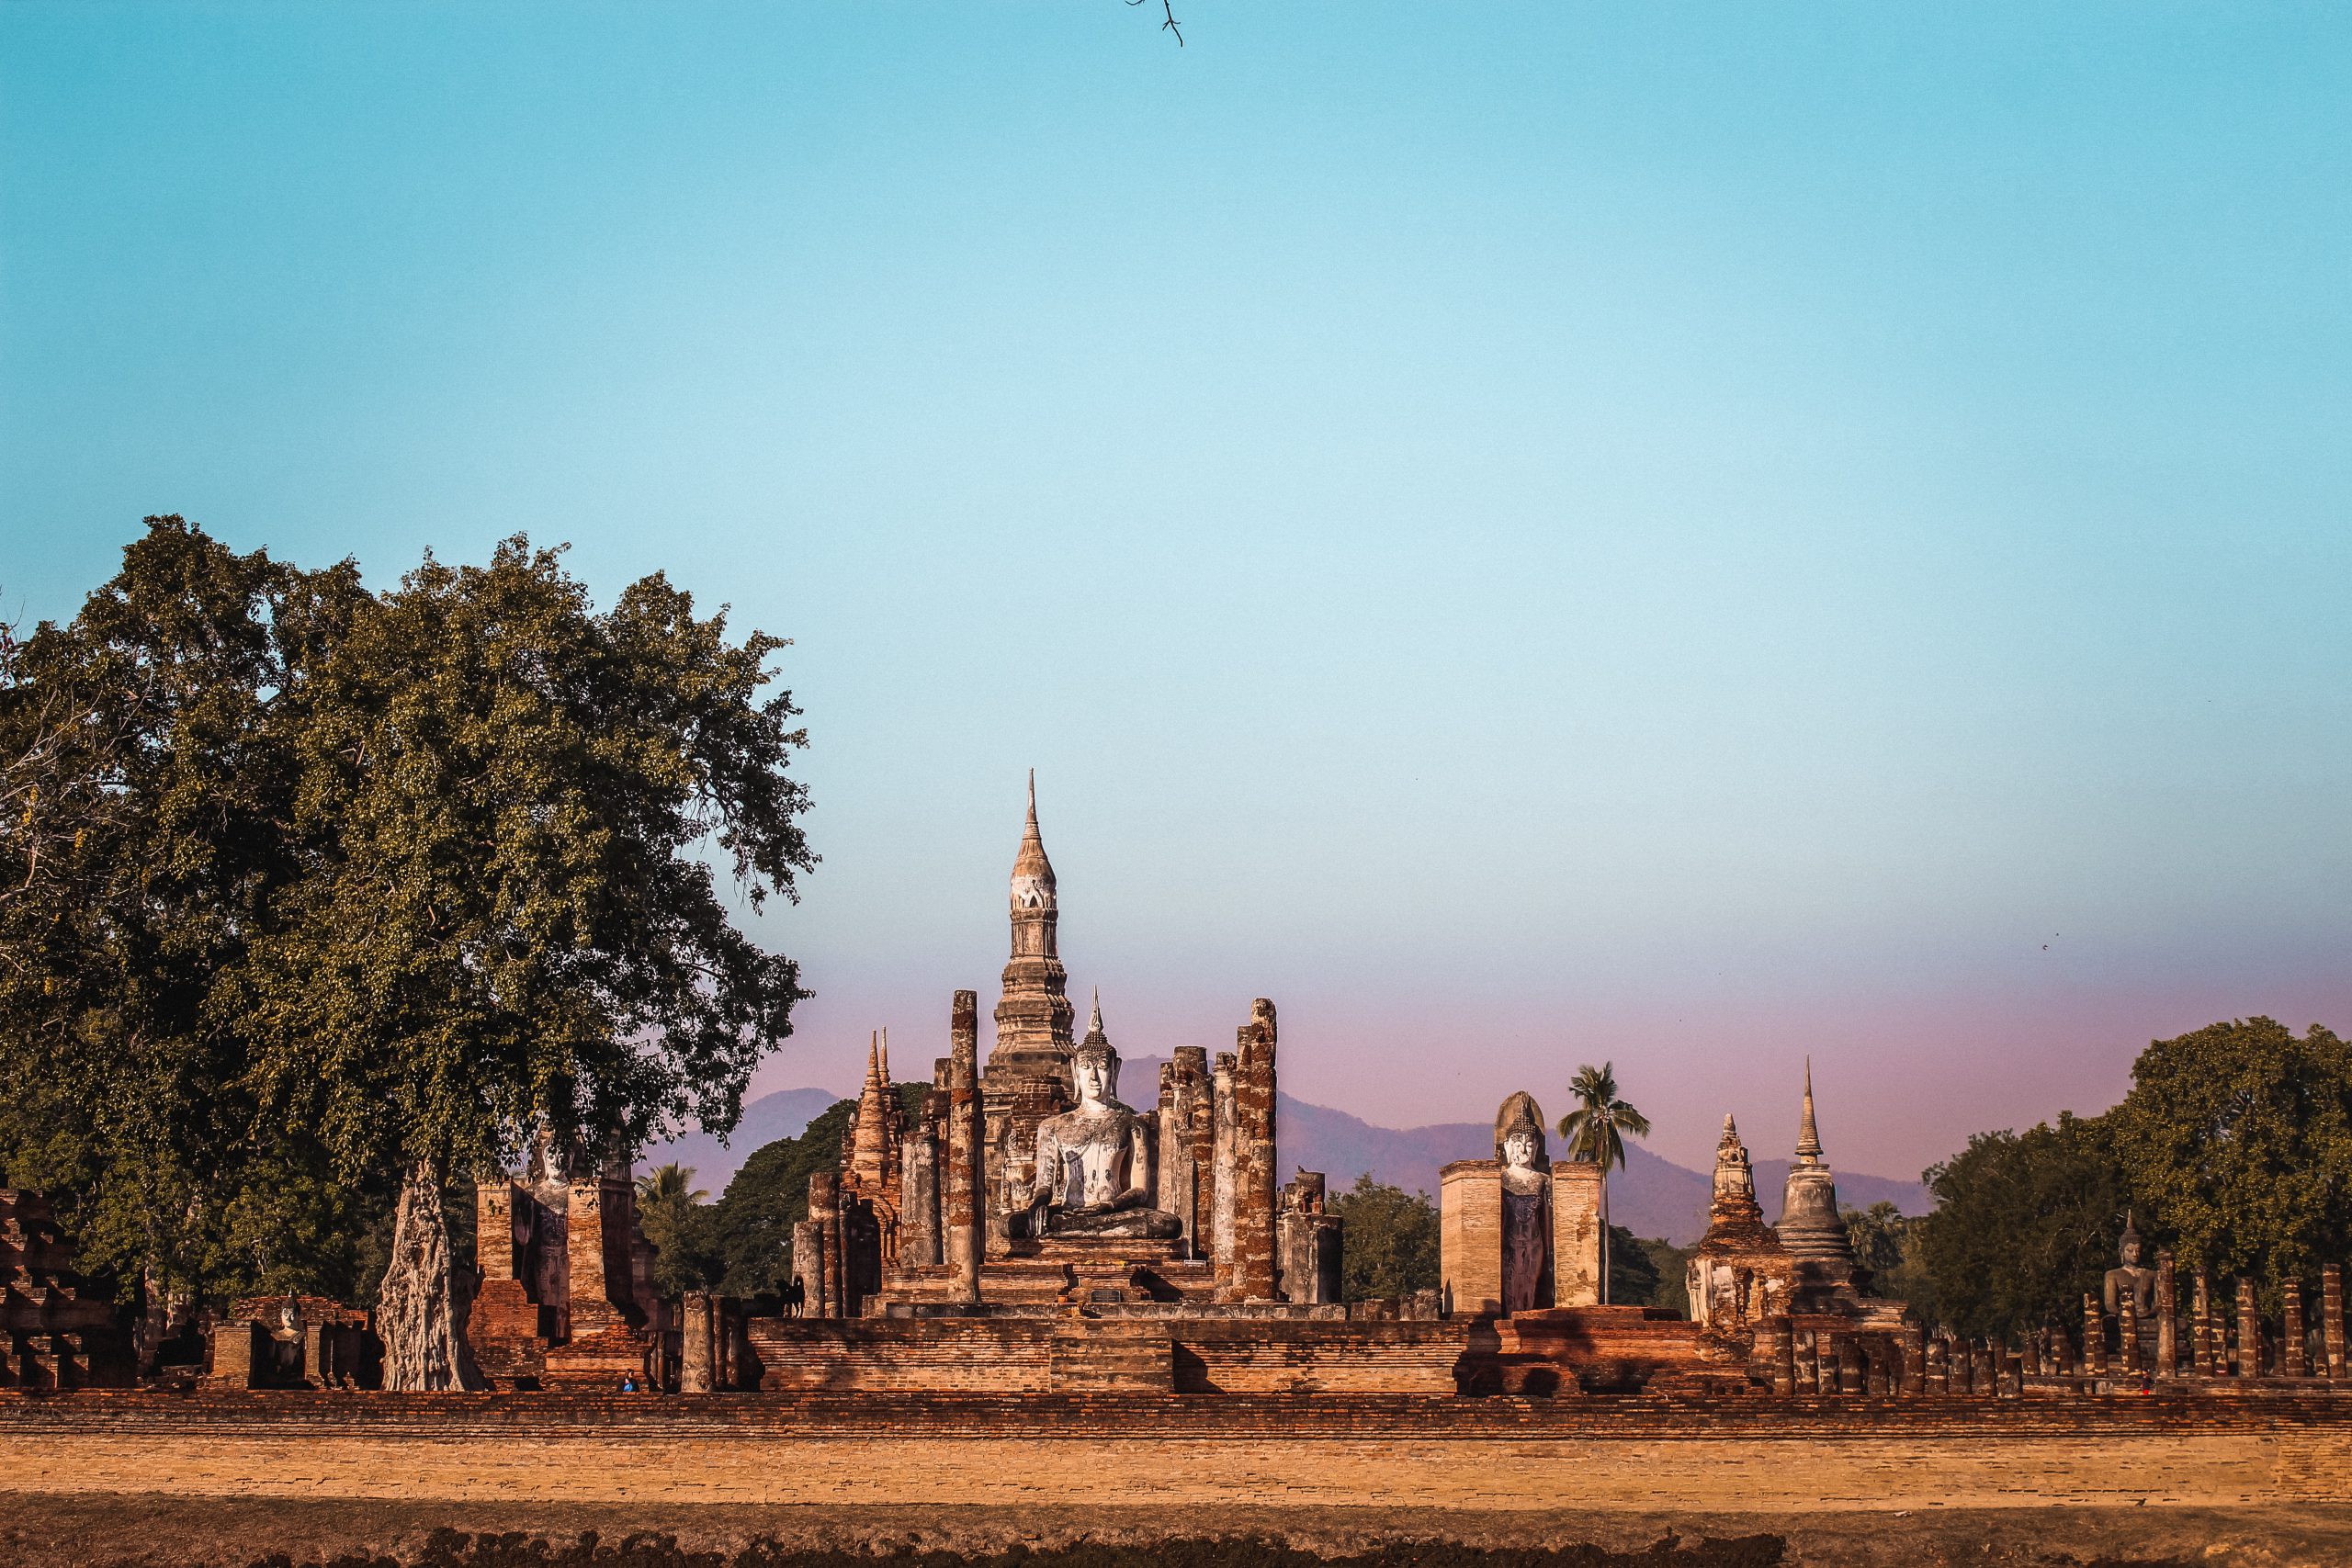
left=2192, top=1270, right=2214, bottom=1375
left=679, top=1292, right=714, bottom=1393
left=1438, top=1161, right=1503, bottom=1317
left=2154, top=1249, right=2177, bottom=1381
left=1925, top=1334, right=1948, bottom=1396
left=808, top=1172, right=842, bottom=1320
left=2118, top=1295, right=2140, bottom=1377
left=943, top=990, right=985, bottom=1304
left=2002, top=1344, right=2022, bottom=1399
left=900, top=1118, right=942, bottom=1269
left=1276, top=1172, right=1344, bottom=1305
left=1551, top=1162, right=1603, bottom=1308
left=2284, top=1282, right=2309, bottom=1377
left=1209, top=1050, right=1238, bottom=1289
left=2236, top=1278, right=2260, bottom=1376
left=1973, top=1340, right=1996, bottom=1398
left=1795, top=1328, right=1819, bottom=1394
left=790, top=1219, right=822, bottom=1315
left=1901, top=1323, right=1926, bottom=1398
left=1158, top=1048, right=1208, bottom=1257
left=2083, top=1293, right=2107, bottom=1376
left=2324, top=1264, right=2346, bottom=1379
left=1225, top=1000, right=1280, bottom=1303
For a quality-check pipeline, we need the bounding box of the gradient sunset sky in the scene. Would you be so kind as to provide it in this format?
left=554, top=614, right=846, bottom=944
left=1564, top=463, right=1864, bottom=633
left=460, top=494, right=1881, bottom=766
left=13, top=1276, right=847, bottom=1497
left=6, top=5, right=2346, bottom=1179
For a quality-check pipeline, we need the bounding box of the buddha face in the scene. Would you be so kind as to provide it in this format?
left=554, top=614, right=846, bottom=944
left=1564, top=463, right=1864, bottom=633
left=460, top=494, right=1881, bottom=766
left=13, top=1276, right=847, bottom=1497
left=1501, top=1129, right=1539, bottom=1172
left=1075, top=1052, right=1116, bottom=1108
left=2120, top=1237, right=2142, bottom=1268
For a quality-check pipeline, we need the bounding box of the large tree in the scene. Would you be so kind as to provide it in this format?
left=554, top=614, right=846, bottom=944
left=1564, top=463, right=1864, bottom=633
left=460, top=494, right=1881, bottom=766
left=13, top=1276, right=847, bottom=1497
left=1908, top=1111, right=2135, bottom=1338
left=2110, top=1017, right=2352, bottom=1300
left=0, top=522, right=813, bottom=1385
left=244, top=536, right=812, bottom=1385
left=0, top=519, right=373, bottom=1302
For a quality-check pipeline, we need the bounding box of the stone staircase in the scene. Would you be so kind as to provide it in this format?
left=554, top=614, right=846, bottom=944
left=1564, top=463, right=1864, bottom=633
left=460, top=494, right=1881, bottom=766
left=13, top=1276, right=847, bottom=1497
left=1047, top=1321, right=1175, bottom=1393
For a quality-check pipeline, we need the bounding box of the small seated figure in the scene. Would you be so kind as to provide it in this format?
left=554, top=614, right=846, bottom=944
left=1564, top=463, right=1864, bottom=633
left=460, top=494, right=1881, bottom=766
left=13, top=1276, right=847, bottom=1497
left=1026, top=998, right=1182, bottom=1241
left=2102, top=1211, right=2158, bottom=1322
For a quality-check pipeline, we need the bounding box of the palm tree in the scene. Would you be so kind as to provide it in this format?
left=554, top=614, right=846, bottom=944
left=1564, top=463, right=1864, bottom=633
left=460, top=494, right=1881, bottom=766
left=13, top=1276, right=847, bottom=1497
left=635, top=1162, right=706, bottom=1207
left=1557, top=1061, right=1651, bottom=1305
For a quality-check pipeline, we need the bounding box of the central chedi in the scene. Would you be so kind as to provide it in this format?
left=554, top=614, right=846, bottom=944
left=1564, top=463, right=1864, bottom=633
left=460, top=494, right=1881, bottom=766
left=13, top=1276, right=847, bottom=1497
left=813, top=774, right=1341, bottom=1316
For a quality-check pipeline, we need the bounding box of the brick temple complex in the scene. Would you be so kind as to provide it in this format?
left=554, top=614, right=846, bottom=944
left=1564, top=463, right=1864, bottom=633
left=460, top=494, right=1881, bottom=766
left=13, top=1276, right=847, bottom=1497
left=12, top=782, right=2352, bottom=1416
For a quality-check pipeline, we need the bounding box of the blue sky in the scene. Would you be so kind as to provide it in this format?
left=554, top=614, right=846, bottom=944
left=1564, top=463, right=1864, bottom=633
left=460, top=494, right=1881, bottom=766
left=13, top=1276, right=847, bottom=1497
left=5, top=3, right=2346, bottom=1176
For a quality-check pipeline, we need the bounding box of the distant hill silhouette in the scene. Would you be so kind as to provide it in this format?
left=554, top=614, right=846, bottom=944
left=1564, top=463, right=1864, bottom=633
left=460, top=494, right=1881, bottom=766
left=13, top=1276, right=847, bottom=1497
left=650, top=1061, right=1928, bottom=1247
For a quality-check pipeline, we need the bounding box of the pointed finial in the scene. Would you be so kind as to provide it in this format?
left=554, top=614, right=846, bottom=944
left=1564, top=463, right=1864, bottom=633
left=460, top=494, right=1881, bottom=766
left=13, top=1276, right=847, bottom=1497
left=1795, top=1055, right=1823, bottom=1162
left=879, top=1026, right=889, bottom=1086
left=1090, top=986, right=1102, bottom=1035
left=1026, top=768, right=1037, bottom=825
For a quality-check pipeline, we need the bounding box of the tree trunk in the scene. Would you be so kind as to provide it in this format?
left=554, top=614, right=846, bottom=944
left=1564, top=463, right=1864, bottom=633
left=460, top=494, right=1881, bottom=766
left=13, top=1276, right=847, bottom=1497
left=377, top=1158, right=482, bottom=1391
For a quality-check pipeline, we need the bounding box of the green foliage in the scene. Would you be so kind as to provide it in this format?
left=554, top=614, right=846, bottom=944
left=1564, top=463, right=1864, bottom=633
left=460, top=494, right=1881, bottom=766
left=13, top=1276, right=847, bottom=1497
left=1910, top=1111, right=2134, bottom=1338
left=0, top=518, right=368, bottom=1298
left=635, top=1162, right=718, bottom=1298
left=2110, top=1017, right=2352, bottom=1296
left=0, top=518, right=813, bottom=1307
left=1329, top=1172, right=1439, bottom=1303
left=702, top=1084, right=931, bottom=1298
left=1604, top=1224, right=1661, bottom=1306
left=1840, top=1200, right=1928, bottom=1322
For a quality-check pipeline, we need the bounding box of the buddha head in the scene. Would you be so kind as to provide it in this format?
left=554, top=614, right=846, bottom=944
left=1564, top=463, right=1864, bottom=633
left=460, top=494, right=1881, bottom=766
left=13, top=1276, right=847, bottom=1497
left=2119, top=1211, right=2143, bottom=1269
left=1073, top=1040, right=1120, bottom=1109
left=1494, top=1091, right=1549, bottom=1173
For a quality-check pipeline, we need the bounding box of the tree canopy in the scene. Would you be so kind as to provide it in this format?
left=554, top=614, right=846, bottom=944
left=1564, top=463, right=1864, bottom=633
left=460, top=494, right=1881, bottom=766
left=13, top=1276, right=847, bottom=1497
left=2110, top=1018, right=2352, bottom=1297
left=1329, top=1173, right=1439, bottom=1303
left=0, top=519, right=813, bottom=1321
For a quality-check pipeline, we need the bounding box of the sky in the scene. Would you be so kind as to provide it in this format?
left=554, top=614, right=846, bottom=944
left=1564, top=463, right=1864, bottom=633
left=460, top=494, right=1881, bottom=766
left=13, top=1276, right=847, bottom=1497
left=4, top=4, right=2346, bottom=1179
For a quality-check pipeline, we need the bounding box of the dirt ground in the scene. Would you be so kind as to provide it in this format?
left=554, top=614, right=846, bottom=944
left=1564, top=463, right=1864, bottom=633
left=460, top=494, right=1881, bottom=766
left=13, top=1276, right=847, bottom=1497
left=4, top=1498, right=2349, bottom=1568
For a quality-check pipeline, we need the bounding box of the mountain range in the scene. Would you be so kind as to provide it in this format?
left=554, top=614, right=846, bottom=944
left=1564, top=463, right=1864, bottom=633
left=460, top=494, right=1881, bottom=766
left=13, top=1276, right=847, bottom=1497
left=645, top=1061, right=1929, bottom=1248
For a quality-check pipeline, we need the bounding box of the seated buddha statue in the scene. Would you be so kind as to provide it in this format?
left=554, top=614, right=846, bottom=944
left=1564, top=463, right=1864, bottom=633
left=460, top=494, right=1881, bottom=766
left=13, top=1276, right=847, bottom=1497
left=1024, top=997, right=1182, bottom=1241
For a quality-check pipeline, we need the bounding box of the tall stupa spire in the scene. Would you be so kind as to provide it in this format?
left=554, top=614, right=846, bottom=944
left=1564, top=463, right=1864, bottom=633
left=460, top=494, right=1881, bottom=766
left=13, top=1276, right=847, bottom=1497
left=989, top=772, right=1075, bottom=1078
left=1794, top=1055, right=1823, bottom=1164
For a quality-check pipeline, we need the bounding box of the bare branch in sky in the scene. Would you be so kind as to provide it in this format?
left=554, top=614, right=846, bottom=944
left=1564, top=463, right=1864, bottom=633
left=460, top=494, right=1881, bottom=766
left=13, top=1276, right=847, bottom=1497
left=1126, top=0, right=1183, bottom=48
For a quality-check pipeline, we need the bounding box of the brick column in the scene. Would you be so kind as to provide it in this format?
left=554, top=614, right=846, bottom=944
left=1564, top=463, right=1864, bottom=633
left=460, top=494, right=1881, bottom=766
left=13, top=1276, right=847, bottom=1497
left=1796, top=1328, right=1819, bottom=1394
left=2154, top=1249, right=2177, bottom=1381
left=789, top=1219, right=822, bottom=1314
left=900, top=1110, right=942, bottom=1269
left=1227, top=999, right=1280, bottom=1303
left=1925, top=1334, right=1948, bottom=1396
left=2118, top=1295, right=2140, bottom=1377
left=2236, top=1278, right=2260, bottom=1376
left=1973, top=1340, right=1997, bottom=1398
left=808, top=1172, right=842, bottom=1319
left=1158, top=1047, right=1208, bottom=1257
left=942, top=990, right=984, bottom=1304
left=2324, top=1264, right=2346, bottom=1379
left=2284, top=1281, right=2309, bottom=1377
left=2192, top=1270, right=2214, bottom=1375
left=1900, top=1323, right=1926, bottom=1397
left=2084, top=1293, right=2107, bottom=1376
left=1209, top=1050, right=1238, bottom=1289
